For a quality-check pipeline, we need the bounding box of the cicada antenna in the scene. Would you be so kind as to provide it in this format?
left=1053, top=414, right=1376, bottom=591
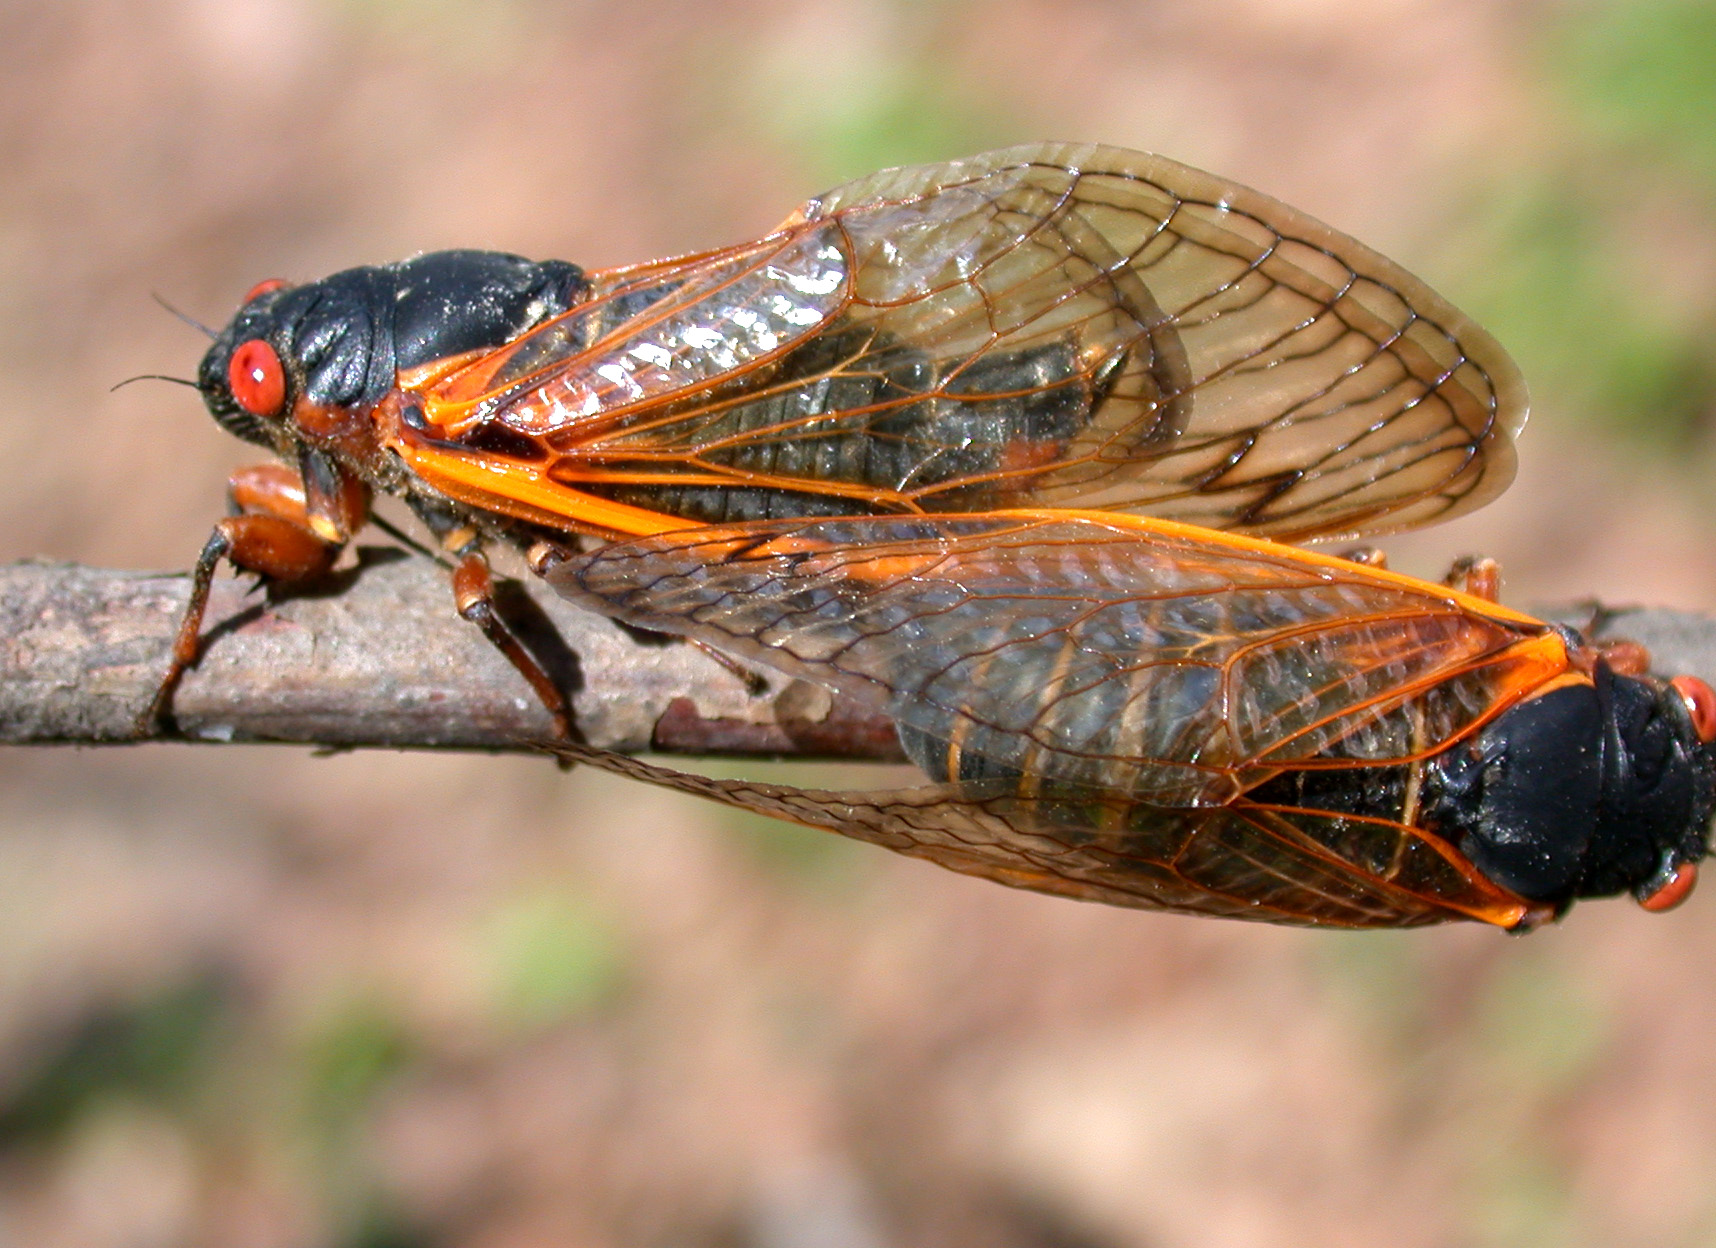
left=151, top=292, right=218, bottom=339
left=110, top=373, right=201, bottom=393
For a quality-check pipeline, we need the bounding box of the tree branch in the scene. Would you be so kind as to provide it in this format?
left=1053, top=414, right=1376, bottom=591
left=4, top=555, right=1715, bottom=760
left=0, top=552, right=906, bottom=759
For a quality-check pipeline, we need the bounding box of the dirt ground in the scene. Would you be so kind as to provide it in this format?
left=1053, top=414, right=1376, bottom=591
left=2, top=2, right=1716, bottom=1245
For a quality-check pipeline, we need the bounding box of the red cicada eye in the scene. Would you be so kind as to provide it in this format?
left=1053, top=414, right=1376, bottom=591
left=227, top=338, right=287, bottom=418
left=243, top=277, right=288, bottom=304
left=1672, top=675, right=1716, bottom=744
left=1639, top=860, right=1699, bottom=913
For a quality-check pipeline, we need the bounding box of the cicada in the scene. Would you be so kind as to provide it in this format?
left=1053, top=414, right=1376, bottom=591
left=157, top=142, right=1716, bottom=929
left=542, top=513, right=1716, bottom=929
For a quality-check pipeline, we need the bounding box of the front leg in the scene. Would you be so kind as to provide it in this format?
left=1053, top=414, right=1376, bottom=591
left=142, top=455, right=370, bottom=734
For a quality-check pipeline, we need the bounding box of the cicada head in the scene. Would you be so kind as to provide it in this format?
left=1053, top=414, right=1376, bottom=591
left=197, top=279, right=298, bottom=450
left=1425, top=661, right=1716, bottom=917
left=197, top=250, right=588, bottom=457
left=1607, top=671, right=1716, bottom=912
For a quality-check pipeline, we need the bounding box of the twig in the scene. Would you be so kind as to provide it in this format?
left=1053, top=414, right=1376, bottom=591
left=3, top=554, right=1714, bottom=760
left=0, top=551, right=906, bottom=759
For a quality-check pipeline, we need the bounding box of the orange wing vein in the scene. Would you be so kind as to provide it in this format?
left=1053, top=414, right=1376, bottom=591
left=539, top=512, right=1563, bottom=928
left=409, top=143, right=1526, bottom=541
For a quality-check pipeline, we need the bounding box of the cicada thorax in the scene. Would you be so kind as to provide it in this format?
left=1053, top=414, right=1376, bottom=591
left=394, top=167, right=1218, bottom=538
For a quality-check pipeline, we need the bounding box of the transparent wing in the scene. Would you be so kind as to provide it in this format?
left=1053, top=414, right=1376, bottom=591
left=545, top=737, right=1539, bottom=929
left=547, top=512, right=1567, bottom=807
left=416, top=143, right=1525, bottom=540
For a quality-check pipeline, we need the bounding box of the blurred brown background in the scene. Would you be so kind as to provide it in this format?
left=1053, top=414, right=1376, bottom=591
left=4, top=1, right=1716, bottom=1245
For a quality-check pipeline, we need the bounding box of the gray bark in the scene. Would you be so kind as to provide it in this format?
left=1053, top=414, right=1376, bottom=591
left=0, top=553, right=906, bottom=759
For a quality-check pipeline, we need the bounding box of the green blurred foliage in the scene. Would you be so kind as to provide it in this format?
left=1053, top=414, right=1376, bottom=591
left=1470, top=947, right=1608, bottom=1094
left=1316, top=935, right=1610, bottom=1248
left=1468, top=1149, right=1584, bottom=1248
left=689, top=758, right=885, bottom=890
left=1467, top=180, right=1716, bottom=443
left=297, top=993, right=413, bottom=1138
left=1460, top=951, right=1606, bottom=1248
left=0, top=969, right=434, bottom=1245
left=1311, top=930, right=1432, bottom=1043
left=1559, top=0, right=1716, bottom=183
left=0, top=972, right=229, bottom=1144
left=725, top=810, right=876, bottom=890
left=731, top=0, right=1021, bottom=186
left=482, top=887, right=628, bottom=1028
left=339, top=1205, right=435, bottom=1248
left=1460, top=0, right=1716, bottom=445
left=295, top=992, right=427, bottom=1248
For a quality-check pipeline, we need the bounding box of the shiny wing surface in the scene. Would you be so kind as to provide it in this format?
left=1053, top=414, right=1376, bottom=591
left=420, top=142, right=1525, bottom=540
left=545, top=740, right=1538, bottom=928
left=548, top=512, right=1567, bottom=807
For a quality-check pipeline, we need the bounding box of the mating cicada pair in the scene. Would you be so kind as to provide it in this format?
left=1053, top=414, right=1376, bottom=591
left=150, top=143, right=1716, bottom=930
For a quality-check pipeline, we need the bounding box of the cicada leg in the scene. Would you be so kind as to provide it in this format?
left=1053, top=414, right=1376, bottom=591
left=1338, top=545, right=1389, bottom=569
left=1558, top=601, right=1654, bottom=675
left=526, top=540, right=766, bottom=699
left=448, top=545, right=575, bottom=741
left=1595, top=638, right=1654, bottom=677
left=687, top=640, right=770, bottom=696
left=141, top=460, right=362, bottom=734
left=1442, top=555, right=1501, bottom=602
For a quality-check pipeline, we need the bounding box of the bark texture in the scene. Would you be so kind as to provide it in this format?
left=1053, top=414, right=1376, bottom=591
left=0, top=554, right=906, bottom=759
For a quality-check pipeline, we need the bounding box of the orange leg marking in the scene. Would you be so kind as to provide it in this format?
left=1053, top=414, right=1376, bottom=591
left=1442, top=555, right=1501, bottom=603
left=1339, top=545, right=1389, bottom=570
left=1597, top=638, right=1654, bottom=678
left=228, top=461, right=310, bottom=522
left=141, top=465, right=348, bottom=734
left=149, top=480, right=578, bottom=740
left=452, top=552, right=575, bottom=740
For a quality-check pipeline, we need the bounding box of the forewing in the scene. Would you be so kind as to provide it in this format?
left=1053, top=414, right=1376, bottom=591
left=546, top=741, right=1537, bottom=928
left=410, top=232, right=848, bottom=436
left=548, top=512, right=1566, bottom=807
left=422, top=143, right=1524, bottom=540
